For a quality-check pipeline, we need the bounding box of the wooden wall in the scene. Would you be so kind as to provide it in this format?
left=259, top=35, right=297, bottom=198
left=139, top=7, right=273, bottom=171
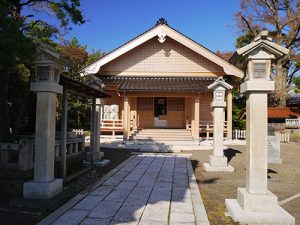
left=103, top=92, right=213, bottom=128
left=99, top=37, right=224, bottom=77
left=200, top=93, right=213, bottom=121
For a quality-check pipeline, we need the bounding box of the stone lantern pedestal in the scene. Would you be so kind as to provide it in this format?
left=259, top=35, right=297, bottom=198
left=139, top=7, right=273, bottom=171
left=225, top=31, right=294, bottom=225
left=203, top=77, right=234, bottom=172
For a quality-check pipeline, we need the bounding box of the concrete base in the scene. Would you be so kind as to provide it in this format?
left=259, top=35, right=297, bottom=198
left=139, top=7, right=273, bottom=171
left=225, top=199, right=295, bottom=225
left=203, top=163, right=234, bottom=172
left=23, top=179, right=62, bottom=199
left=83, top=159, right=110, bottom=167
left=86, top=152, right=104, bottom=162
left=94, top=159, right=110, bottom=167
left=203, top=156, right=234, bottom=172
left=209, top=155, right=227, bottom=166
left=200, top=140, right=212, bottom=146
left=268, top=157, right=282, bottom=164
left=237, top=188, right=278, bottom=212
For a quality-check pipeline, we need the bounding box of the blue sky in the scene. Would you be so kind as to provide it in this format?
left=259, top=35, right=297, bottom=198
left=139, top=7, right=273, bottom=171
left=26, top=0, right=242, bottom=53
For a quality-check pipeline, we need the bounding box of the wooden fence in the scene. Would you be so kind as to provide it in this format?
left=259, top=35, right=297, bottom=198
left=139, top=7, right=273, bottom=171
left=233, top=129, right=246, bottom=140
left=276, top=133, right=290, bottom=143
left=285, top=118, right=300, bottom=127
left=232, top=130, right=290, bottom=143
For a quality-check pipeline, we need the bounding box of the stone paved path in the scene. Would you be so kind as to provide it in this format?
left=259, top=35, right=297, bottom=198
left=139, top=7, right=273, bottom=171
left=46, top=154, right=209, bottom=225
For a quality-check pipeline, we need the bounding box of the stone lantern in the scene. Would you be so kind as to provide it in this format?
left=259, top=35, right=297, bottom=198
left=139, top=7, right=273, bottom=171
left=23, top=42, right=67, bottom=199
left=203, top=77, right=234, bottom=172
left=225, top=31, right=294, bottom=224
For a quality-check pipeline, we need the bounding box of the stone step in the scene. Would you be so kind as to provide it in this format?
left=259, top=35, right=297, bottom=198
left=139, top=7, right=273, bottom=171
left=136, top=131, right=191, bottom=134
left=127, top=141, right=200, bottom=147
left=130, top=129, right=194, bottom=143
left=133, top=134, right=191, bottom=138
left=131, top=136, right=193, bottom=140
left=137, top=129, right=190, bottom=133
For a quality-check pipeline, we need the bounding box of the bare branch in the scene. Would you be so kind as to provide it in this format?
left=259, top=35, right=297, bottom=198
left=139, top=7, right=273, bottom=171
left=241, top=15, right=257, bottom=35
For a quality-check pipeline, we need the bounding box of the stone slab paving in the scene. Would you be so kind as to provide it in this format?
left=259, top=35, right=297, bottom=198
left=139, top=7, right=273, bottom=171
left=47, top=154, right=209, bottom=225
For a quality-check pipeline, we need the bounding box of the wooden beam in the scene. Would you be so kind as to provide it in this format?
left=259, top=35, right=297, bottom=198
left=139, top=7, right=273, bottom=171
left=227, top=90, right=233, bottom=140
left=90, top=98, right=96, bottom=165
left=194, top=97, right=200, bottom=141
left=123, top=96, right=129, bottom=140
left=125, top=92, right=205, bottom=97
left=60, top=87, right=68, bottom=179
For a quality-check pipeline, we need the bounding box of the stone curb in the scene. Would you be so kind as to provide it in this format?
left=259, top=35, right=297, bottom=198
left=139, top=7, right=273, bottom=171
left=186, top=158, right=210, bottom=225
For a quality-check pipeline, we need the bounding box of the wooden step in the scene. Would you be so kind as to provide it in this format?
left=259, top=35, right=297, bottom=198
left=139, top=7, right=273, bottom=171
left=130, top=129, right=194, bottom=142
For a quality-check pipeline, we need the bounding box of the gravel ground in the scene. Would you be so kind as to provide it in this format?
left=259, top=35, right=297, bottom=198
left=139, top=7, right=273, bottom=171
left=185, top=143, right=300, bottom=225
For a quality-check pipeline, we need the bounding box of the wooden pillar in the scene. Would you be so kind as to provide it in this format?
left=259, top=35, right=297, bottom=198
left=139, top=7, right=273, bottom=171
left=60, top=87, right=68, bottom=179
left=127, top=98, right=131, bottom=135
left=90, top=98, right=96, bottom=165
left=227, top=90, right=233, bottom=140
left=94, top=98, right=101, bottom=161
left=123, top=96, right=129, bottom=140
left=192, top=97, right=200, bottom=141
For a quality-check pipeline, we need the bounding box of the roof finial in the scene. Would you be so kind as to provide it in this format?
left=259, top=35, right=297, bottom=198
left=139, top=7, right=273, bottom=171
left=156, top=18, right=168, bottom=26
left=254, top=30, right=272, bottom=41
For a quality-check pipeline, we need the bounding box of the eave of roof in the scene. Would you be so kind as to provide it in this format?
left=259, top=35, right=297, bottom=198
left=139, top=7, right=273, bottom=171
left=60, top=75, right=110, bottom=98
left=100, top=76, right=238, bottom=92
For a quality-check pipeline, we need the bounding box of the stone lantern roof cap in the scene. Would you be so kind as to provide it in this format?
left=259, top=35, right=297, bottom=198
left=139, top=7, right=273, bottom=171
left=229, top=30, right=290, bottom=64
left=208, top=77, right=233, bottom=90
left=33, top=41, right=71, bottom=66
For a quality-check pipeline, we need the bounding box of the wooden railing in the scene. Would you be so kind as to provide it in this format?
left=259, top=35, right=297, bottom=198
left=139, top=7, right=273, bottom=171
left=100, top=119, right=124, bottom=137
left=186, top=121, right=228, bottom=139
left=285, top=118, right=300, bottom=128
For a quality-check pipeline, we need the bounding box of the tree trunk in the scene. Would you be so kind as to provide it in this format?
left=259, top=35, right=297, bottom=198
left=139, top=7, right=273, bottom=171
left=0, top=68, right=12, bottom=142
left=274, top=61, right=287, bottom=107
left=11, top=68, right=34, bottom=139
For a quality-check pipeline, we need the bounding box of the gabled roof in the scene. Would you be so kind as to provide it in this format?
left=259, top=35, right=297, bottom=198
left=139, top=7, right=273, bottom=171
left=34, top=41, right=70, bottom=66
left=208, top=77, right=233, bottom=90
left=230, top=31, right=290, bottom=64
left=81, top=19, right=243, bottom=78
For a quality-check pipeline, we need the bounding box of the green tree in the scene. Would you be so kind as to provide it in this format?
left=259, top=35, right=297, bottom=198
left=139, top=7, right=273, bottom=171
left=59, top=38, right=106, bottom=130
left=0, top=0, right=84, bottom=141
left=87, top=49, right=106, bottom=65
left=234, top=0, right=300, bottom=106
